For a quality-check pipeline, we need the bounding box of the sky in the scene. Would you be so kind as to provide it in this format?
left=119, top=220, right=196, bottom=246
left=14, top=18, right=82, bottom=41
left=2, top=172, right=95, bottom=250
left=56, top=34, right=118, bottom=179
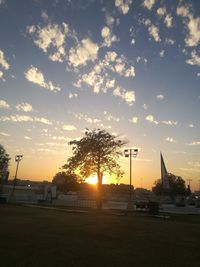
left=0, top=0, right=199, bottom=190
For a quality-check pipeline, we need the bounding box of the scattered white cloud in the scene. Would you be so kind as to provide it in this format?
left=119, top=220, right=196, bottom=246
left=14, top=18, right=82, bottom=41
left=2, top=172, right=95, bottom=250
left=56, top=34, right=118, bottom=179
left=68, top=38, right=99, bottom=67
left=144, top=19, right=161, bottom=42
left=136, top=56, right=148, bottom=65
left=101, top=26, right=118, bottom=47
left=0, top=49, right=9, bottom=70
left=156, top=94, right=164, bottom=100
left=197, top=73, right=200, bottom=77
left=104, top=111, right=120, bottom=122
left=75, top=113, right=101, bottom=124
left=129, top=116, right=138, bottom=123
left=25, top=66, right=61, bottom=92
left=162, top=120, right=178, bottom=126
left=106, top=15, right=115, bottom=27
left=0, top=114, right=52, bottom=124
left=0, top=0, right=6, bottom=7
left=177, top=5, right=200, bottom=47
left=164, top=14, right=173, bottom=28
left=0, top=70, right=3, bottom=79
left=157, top=7, right=166, bottom=17
left=187, top=141, right=200, bottom=146
left=62, top=124, right=77, bottom=131
left=24, top=136, right=31, bottom=140
left=16, top=102, right=33, bottom=112
left=115, top=0, right=132, bottom=15
left=143, top=0, right=155, bottom=10
left=145, top=115, right=158, bottom=124
left=143, top=104, right=148, bottom=110
left=188, top=124, right=194, bottom=128
left=186, top=50, right=200, bottom=66
left=165, top=137, right=176, bottom=143
left=113, top=86, right=135, bottom=106
left=0, top=132, right=10, bottom=137
left=68, top=92, right=78, bottom=99
left=159, top=50, right=165, bottom=57
left=27, top=22, right=69, bottom=62
left=0, top=99, right=10, bottom=109
left=165, top=38, right=175, bottom=45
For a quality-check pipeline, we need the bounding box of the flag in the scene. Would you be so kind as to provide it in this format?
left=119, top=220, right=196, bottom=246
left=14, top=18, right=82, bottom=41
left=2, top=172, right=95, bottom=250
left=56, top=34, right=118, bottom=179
left=161, top=153, right=169, bottom=190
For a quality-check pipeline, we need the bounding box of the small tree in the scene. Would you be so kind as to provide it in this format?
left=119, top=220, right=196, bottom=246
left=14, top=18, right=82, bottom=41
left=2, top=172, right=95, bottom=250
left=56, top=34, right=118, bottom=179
left=52, top=172, right=80, bottom=192
left=0, top=144, right=10, bottom=184
left=152, top=173, right=188, bottom=199
left=62, top=129, right=125, bottom=211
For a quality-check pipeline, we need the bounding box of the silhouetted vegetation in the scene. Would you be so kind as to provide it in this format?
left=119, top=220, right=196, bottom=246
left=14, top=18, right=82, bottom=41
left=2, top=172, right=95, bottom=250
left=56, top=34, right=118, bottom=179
left=62, top=129, right=125, bottom=210
left=0, top=144, right=10, bottom=184
left=52, top=171, right=80, bottom=192
left=152, top=173, right=189, bottom=199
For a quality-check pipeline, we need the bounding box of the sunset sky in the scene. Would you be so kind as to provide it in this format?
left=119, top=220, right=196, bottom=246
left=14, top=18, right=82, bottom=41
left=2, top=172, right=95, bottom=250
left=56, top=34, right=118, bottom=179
left=0, top=0, right=199, bottom=190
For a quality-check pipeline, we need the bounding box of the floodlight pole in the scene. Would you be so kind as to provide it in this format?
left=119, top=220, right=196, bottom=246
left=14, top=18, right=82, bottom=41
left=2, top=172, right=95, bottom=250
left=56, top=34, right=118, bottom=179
left=12, top=155, right=23, bottom=195
left=124, top=148, right=138, bottom=202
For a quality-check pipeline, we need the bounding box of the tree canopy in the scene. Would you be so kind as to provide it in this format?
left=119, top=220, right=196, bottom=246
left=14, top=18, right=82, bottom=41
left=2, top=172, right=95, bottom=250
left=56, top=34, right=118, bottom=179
left=152, top=173, right=188, bottom=198
left=0, top=144, right=10, bottom=184
left=62, top=129, right=125, bottom=210
left=52, top=171, right=80, bottom=192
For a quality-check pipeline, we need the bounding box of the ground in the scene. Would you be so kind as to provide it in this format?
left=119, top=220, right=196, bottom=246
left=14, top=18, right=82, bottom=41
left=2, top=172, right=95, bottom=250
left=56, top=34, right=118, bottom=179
left=0, top=205, right=200, bottom=267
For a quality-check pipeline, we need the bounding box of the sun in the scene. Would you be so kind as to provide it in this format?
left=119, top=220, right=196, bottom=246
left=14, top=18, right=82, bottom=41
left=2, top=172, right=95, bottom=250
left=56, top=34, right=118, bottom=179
left=86, top=175, right=110, bottom=184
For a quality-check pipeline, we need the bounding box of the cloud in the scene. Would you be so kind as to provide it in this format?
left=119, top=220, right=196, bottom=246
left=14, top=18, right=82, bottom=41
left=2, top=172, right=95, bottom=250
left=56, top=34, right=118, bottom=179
left=75, top=113, right=101, bottom=124
left=104, top=111, right=120, bottom=122
left=165, top=38, right=175, bottom=45
left=27, top=22, right=69, bottom=62
left=24, top=136, right=31, bottom=140
left=156, top=94, right=164, bottom=100
left=177, top=5, right=200, bottom=47
left=113, top=86, right=135, bottom=106
left=145, top=115, right=158, bottom=124
left=16, top=102, right=33, bottom=112
left=186, top=50, right=200, bottom=66
left=0, top=99, right=10, bottom=109
left=68, top=92, right=78, bottom=99
left=25, top=66, right=61, bottom=92
left=0, top=49, right=9, bottom=70
left=0, top=132, right=10, bottom=137
left=162, top=120, right=178, bottom=126
left=62, top=124, right=77, bottom=131
left=157, top=7, right=166, bottom=17
left=0, top=70, right=3, bottom=79
left=0, top=114, right=52, bottom=124
left=187, top=141, right=200, bottom=146
left=68, top=38, right=99, bottom=67
left=143, top=0, right=155, bottom=10
left=164, top=14, right=173, bottom=28
left=159, top=50, right=165, bottom=57
left=188, top=124, right=194, bottom=128
left=101, top=26, right=118, bottom=47
left=144, top=19, right=161, bottom=42
left=165, top=137, right=176, bottom=143
left=129, top=117, right=138, bottom=123
left=115, top=0, right=132, bottom=15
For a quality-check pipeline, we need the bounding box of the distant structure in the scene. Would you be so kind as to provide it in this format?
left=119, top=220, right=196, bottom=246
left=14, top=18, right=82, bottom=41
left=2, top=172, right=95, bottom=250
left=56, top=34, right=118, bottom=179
left=160, top=152, right=169, bottom=191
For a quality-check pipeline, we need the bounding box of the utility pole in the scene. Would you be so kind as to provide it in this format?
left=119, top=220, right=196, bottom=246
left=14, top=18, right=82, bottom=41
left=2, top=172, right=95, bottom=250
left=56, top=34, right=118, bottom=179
left=124, top=148, right=138, bottom=202
left=187, top=179, right=192, bottom=188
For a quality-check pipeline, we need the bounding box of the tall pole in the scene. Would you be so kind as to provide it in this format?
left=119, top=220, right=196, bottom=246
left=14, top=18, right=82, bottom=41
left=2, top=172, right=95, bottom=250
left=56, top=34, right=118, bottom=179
left=11, top=155, right=23, bottom=196
left=130, top=149, right=132, bottom=201
left=124, top=148, right=138, bottom=203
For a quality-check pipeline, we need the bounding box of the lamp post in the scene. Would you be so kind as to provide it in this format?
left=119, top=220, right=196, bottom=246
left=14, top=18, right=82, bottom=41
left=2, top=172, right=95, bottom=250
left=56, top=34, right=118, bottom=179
left=12, top=155, right=23, bottom=195
left=124, top=148, right=138, bottom=202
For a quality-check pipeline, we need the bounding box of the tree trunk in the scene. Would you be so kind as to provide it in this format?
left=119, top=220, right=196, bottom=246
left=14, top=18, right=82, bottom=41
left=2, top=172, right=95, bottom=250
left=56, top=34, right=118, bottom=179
left=96, top=172, right=103, bottom=211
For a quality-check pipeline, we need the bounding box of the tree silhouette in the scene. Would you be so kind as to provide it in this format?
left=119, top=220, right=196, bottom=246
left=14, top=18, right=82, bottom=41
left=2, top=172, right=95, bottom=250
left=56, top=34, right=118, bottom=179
left=0, top=144, right=10, bottom=184
left=152, top=173, right=188, bottom=199
left=52, top=171, right=80, bottom=192
left=62, top=129, right=125, bottom=211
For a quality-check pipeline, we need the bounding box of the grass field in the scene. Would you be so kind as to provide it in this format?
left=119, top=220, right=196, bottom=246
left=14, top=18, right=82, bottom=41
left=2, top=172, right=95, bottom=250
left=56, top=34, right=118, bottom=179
left=0, top=205, right=200, bottom=267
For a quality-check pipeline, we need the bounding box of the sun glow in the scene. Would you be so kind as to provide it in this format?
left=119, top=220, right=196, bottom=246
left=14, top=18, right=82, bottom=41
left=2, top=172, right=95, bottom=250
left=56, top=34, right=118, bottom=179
left=86, top=175, right=109, bottom=184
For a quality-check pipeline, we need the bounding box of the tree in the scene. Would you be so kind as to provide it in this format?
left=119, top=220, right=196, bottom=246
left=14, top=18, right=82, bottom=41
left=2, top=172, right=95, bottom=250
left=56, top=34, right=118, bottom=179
left=0, top=144, right=10, bottom=184
left=152, top=173, right=188, bottom=199
left=52, top=172, right=80, bottom=192
left=62, top=129, right=125, bottom=211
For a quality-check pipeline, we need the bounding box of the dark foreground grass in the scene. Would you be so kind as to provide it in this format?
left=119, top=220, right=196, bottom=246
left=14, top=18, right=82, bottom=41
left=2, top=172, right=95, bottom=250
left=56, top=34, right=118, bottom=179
left=0, top=205, right=200, bottom=267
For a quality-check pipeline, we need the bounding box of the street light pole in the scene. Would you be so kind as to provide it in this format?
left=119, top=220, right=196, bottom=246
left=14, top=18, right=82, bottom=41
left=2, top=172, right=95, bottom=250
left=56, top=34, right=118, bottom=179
left=12, top=155, right=23, bottom=196
left=124, top=148, right=138, bottom=202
